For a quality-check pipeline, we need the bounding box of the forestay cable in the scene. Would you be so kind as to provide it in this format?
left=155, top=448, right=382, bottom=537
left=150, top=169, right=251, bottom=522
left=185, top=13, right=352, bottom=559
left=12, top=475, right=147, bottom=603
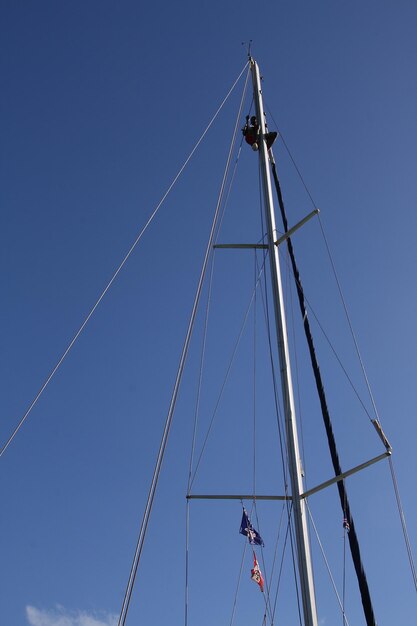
left=0, top=62, right=249, bottom=461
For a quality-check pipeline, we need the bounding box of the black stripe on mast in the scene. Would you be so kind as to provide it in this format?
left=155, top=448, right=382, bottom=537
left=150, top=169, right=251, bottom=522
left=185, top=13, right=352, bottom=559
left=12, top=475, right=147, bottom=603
left=270, top=159, right=377, bottom=626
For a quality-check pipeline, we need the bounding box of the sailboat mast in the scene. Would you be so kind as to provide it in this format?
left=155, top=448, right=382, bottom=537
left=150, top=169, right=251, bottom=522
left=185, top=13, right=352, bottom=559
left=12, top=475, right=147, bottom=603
left=250, top=59, right=319, bottom=626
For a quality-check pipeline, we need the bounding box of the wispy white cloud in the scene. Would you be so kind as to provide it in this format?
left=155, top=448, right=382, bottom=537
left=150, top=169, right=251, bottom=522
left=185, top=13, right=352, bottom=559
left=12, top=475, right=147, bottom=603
left=26, top=605, right=118, bottom=626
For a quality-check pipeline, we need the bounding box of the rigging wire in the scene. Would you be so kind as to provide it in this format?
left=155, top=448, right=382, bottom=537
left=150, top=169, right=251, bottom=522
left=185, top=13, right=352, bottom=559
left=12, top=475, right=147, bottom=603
left=388, top=456, right=417, bottom=592
left=287, top=249, right=308, bottom=486
left=267, top=502, right=288, bottom=623
left=0, top=61, right=250, bottom=461
left=250, top=267, right=278, bottom=623
left=117, top=61, right=252, bottom=626
left=184, top=134, right=245, bottom=616
left=290, top=516, right=304, bottom=626
left=343, top=521, right=348, bottom=626
left=316, top=215, right=378, bottom=424
left=257, top=206, right=289, bottom=493
left=255, top=156, right=292, bottom=539
left=257, top=246, right=303, bottom=626
left=188, top=258, right=267, bottom=489
left=186, top=235, right=217, bottom=497
left=248, top=502, right=274, bottom=626
left=184, top=501, right=191, bottom=626
left=255, top=170, right=304, bottom=624
left=271, top=510, right=291, bottom=620
left=186, top=132, right=246, bottom=493
left=214, top=132, right=246, bottom=245
left=266, top=118, right=416, bottom=593
left=253, top=245, right=301, bottom=625
left=250, top=262, right=275, bottom=626
left=267, top=117, right=377, bottom=423
left=269, top=505, right=305, bottom=626
left=185, top=155, right=244, bottom=624
left=315, top=213, right=398, bottom=430
left=185, top=251, right=217, bottom=626
left=262, top=124, right=378, bottom=426
left=204, top=166, right=291, bottom=625
left=306, top=503, right=351, bottom=626
left=266, top=106, right=365, bottom=622
left=285, top=243, right=320, bottom=621
left=251, top=504, right=274, bottom=625
left=266, top=106, right=380, bottom=426
left=185, top=129, right=249, bottom=626
left=268, top=119, right=417, bottom=593
left=255, top=267, right=303, bottom=623
left=256, top=174, right=304, bottom=621
left=318, top=214, right=417, bottom=590
left=187, top=130, right=247, bottom=494
left=270, top=151, right=378, bottom=626
left=253, top=251, right=257, bottom=496
left=229, top=538, right=249, bottom=626
left=265, top=106, right=318, bottom=209
left=286, top=266, right=376, bottom=421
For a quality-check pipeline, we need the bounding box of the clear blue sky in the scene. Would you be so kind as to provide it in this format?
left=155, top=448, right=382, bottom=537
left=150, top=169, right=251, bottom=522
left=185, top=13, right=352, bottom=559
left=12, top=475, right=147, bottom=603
left=1, top=2, right=416, bottom=625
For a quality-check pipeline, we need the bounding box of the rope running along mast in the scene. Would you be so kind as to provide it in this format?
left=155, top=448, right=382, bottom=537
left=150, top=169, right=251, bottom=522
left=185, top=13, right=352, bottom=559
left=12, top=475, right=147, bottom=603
left=250, top=58, right=319, bottom=626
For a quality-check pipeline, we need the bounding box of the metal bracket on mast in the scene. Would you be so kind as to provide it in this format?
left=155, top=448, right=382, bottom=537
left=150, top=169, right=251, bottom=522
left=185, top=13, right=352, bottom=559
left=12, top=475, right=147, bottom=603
left=213, top=208, right=319, bottom=251
left=213, top=243, right=268, bottom=250
left=187, top=451, right=392, bottom=502
left=187, top=494, right=291, bottom=501
left=275, top=209, right=320, bottom=246
left=301, top=450, right=392, bottom=499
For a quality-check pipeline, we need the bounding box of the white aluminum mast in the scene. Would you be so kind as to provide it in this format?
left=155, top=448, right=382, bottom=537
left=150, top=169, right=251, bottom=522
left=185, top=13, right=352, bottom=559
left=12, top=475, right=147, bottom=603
left=250, top=58, right=319, bottom=626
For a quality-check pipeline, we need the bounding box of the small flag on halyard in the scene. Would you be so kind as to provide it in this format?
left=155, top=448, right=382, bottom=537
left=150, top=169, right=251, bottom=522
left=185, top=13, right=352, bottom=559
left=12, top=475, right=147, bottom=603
left=343, top=517, right=350, bottom=532
left=251, top=551, right=264, bottom=592
left=239, top=508, right=264, bottom=546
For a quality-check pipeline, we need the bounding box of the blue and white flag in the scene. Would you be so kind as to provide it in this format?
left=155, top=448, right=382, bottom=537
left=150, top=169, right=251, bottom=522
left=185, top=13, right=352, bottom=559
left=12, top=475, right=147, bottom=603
left=239, top=508, right=264, bottom=547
